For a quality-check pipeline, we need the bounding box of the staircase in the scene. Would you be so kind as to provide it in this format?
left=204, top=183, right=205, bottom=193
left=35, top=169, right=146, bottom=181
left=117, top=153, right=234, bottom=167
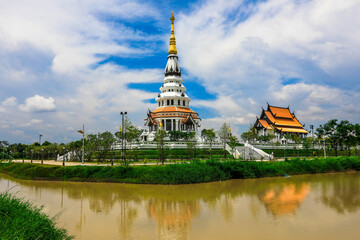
left=231, top=142, right=273, bottom=160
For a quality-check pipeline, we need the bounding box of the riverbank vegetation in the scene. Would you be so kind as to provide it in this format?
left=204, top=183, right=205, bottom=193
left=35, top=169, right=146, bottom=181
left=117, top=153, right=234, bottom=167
left=1, top=157, right=360, bottom=184
left=0, top=192, right=72, bottom=240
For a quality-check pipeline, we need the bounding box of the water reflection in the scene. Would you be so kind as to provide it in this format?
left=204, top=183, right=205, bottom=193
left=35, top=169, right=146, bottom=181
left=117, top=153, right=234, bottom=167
left=318, top=173, right=360, bottom=214
left=148, top=199, right=199, bottom=240
left=1, top=173, right=360, bottom=240
left=261, top=183, right=310, bottom=216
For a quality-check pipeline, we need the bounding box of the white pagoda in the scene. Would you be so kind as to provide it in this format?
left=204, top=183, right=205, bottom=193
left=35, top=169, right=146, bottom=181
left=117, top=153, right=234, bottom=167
left=143, top=13, right=201, bottom=141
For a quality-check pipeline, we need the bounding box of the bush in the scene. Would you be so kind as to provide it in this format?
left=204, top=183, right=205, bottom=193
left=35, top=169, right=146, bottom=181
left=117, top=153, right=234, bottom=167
left=0, top=192, right=72, bottom=240
left=1, top=157, right=360, bottom=184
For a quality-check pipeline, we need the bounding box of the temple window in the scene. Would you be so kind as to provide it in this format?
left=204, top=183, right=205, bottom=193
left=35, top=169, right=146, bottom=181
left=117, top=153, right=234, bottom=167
left=171, top=99, right=174, bottom=105
left=167, top=100, right=170, bottom=105
left=183, top=100, right=185, bottom=106
left=178, top=100, right=180, bottom=105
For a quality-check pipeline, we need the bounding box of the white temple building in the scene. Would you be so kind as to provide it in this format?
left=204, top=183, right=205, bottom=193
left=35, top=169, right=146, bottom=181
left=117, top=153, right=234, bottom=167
left=142, top=13, right=201, bottom=141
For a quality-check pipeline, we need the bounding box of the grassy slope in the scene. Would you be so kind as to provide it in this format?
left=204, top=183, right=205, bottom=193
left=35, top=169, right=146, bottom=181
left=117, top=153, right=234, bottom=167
left=1, top=157, right=360, bottom=185
left=0, top=192, right=73, bottom=240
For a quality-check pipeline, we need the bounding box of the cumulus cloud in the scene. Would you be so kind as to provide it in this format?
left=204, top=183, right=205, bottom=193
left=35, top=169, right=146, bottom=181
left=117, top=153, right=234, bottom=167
left=1, top=0, right=360, bottom=142
left=19, top=95, right=56, bottom=112
left=2, top=97, right=17, bottom=107
left=175, top=0, right=360, bottom=131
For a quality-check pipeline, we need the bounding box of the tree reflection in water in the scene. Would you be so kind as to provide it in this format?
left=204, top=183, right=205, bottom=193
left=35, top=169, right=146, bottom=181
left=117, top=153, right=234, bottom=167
left=318, top=173, right=360, bottom=214
left=148, top=199, right=200, bottom=240
left=1, top=172, right=360, bottom=240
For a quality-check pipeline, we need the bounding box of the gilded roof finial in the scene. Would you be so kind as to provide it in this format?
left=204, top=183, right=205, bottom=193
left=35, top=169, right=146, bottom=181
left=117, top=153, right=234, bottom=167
left=168, top=12, right=177, bottom=54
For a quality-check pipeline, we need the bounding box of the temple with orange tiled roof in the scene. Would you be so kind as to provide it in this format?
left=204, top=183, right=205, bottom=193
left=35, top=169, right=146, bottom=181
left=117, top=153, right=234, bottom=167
left=143, top=13, right=201, bottom=140
left=254, top=103, right=309, bottom=139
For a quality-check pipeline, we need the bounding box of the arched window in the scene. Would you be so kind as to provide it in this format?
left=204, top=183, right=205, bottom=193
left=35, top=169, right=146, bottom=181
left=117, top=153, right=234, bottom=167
left=178, top=100, right=180, bottom=105
left=167, top=99, right=170, bottom=105
left=183, top=100, right=185, bottom=106
left=171, top=99, right=174, bottom=105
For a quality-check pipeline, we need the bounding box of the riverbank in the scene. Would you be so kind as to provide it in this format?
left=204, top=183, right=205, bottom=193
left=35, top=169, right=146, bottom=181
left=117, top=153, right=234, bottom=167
left=1, top=157, right=360, bottom=184
left=0, top=192, right=73, bottom=240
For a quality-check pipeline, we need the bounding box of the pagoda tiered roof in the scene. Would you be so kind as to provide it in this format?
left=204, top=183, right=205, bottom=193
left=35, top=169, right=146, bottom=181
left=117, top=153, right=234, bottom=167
left=255, top=104, right=309, bottom=134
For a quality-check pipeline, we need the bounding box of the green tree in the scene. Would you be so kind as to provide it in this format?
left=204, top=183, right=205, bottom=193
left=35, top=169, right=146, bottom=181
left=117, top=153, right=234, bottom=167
left=228, top=135, right=239, bottom=156
left=202, top=129, right=216, bottom=158
left=169, top=131, right=183, bottom=141
left=98, top=131, right=116, bottom=162
left=0, top=141, right=9, bottom=161
left=85, top=134, right=100, bottom=162
left=185, top=132, right=196, bottom=160
left=355, top=124, right=360, bottom=155
left=42, top=141, right=51, bottom=146
left=125, top=125, right=141, bottom=145
left=322, top=119, right=340, bottom=156
left=218, top=123, right=230, bottom=158
left=337, top=120, right=355, bottom=156
left=241, top=125, right=257, bottom=142
left=155, top=129, right=168, bottom=164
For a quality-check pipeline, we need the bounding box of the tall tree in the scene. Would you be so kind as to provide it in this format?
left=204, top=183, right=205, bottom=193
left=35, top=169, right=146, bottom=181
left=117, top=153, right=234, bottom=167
left=202, top=129, right=216, bottom=158
left=337, top=120, right=355, bottom=156
left=99, top=131, right=116, bottom=162
left=218, top=123, right=230, bottom=158
left=155, top=129, right=168, bottom=164
left=185, top=132, right=196, bottom=160
left=322, top=119, right=340, bottom=156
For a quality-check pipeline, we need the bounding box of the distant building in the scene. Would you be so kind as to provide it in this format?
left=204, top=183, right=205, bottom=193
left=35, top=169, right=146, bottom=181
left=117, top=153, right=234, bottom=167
left=142, top=13, right=201, bottom=141
left=254, top=104, right=309, bottom=140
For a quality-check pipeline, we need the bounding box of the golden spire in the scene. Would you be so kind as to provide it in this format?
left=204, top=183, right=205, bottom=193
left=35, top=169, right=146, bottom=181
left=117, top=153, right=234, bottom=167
left=168, top=12, right=177, bottom=55
left=228, top=123, right=231, bottom=132
left=159, top=118, right=163, bottom=128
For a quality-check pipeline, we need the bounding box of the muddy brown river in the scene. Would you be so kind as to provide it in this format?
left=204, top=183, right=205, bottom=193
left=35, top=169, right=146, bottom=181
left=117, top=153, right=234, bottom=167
left=1, top=172, right=360, bottom=240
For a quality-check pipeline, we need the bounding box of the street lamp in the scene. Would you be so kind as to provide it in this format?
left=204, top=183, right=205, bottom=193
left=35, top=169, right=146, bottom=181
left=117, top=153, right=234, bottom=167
left=41, top=149, right=44, bottom=164
left=31, top=150, right=33, bottom=163
left=39, top=134, right=43, bottom=145
left=77, top=124, right=85, bottom=164
left=120, top=111, right=127, bottom=165
left=62, top=147, right=65, bottom=166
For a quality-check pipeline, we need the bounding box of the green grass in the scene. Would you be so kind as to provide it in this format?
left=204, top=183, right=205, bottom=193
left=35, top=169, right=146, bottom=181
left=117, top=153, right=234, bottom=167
left=1, top=157, right=360, bottom=185
left=0, top=192, right=73, bottom=240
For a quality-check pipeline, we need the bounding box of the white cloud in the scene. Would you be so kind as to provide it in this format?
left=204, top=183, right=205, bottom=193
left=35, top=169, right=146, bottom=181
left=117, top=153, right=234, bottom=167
left=30, top=119, right=43, bottom=124
left=1, top=0, right=360, bottom=143
left=0, top=0, right=160, bottom=74
left=2, top=97, right=17, bottom=107
left=175, top=0, right=360, bottom=132
left=19, top=95, right=56, bottom=112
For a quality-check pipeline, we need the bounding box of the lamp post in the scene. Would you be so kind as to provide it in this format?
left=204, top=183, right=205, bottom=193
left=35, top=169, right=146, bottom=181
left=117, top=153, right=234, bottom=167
left=120, top=111, right=127, bottom=165
left=41, top=149, right=44, bottom=164
left=22, top=150, right=24, bottom=163
left=31, top=150, right=33, bottom=163
left=77, top=124, right=85, bottom=164
left=39, top=134, right=43, bottom=145
left=62, top=147, right=65, bottom=166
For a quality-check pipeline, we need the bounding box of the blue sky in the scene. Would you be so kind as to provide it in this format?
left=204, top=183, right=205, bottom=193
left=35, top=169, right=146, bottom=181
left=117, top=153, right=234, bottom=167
left=1, top=0, right=360, bottom=144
